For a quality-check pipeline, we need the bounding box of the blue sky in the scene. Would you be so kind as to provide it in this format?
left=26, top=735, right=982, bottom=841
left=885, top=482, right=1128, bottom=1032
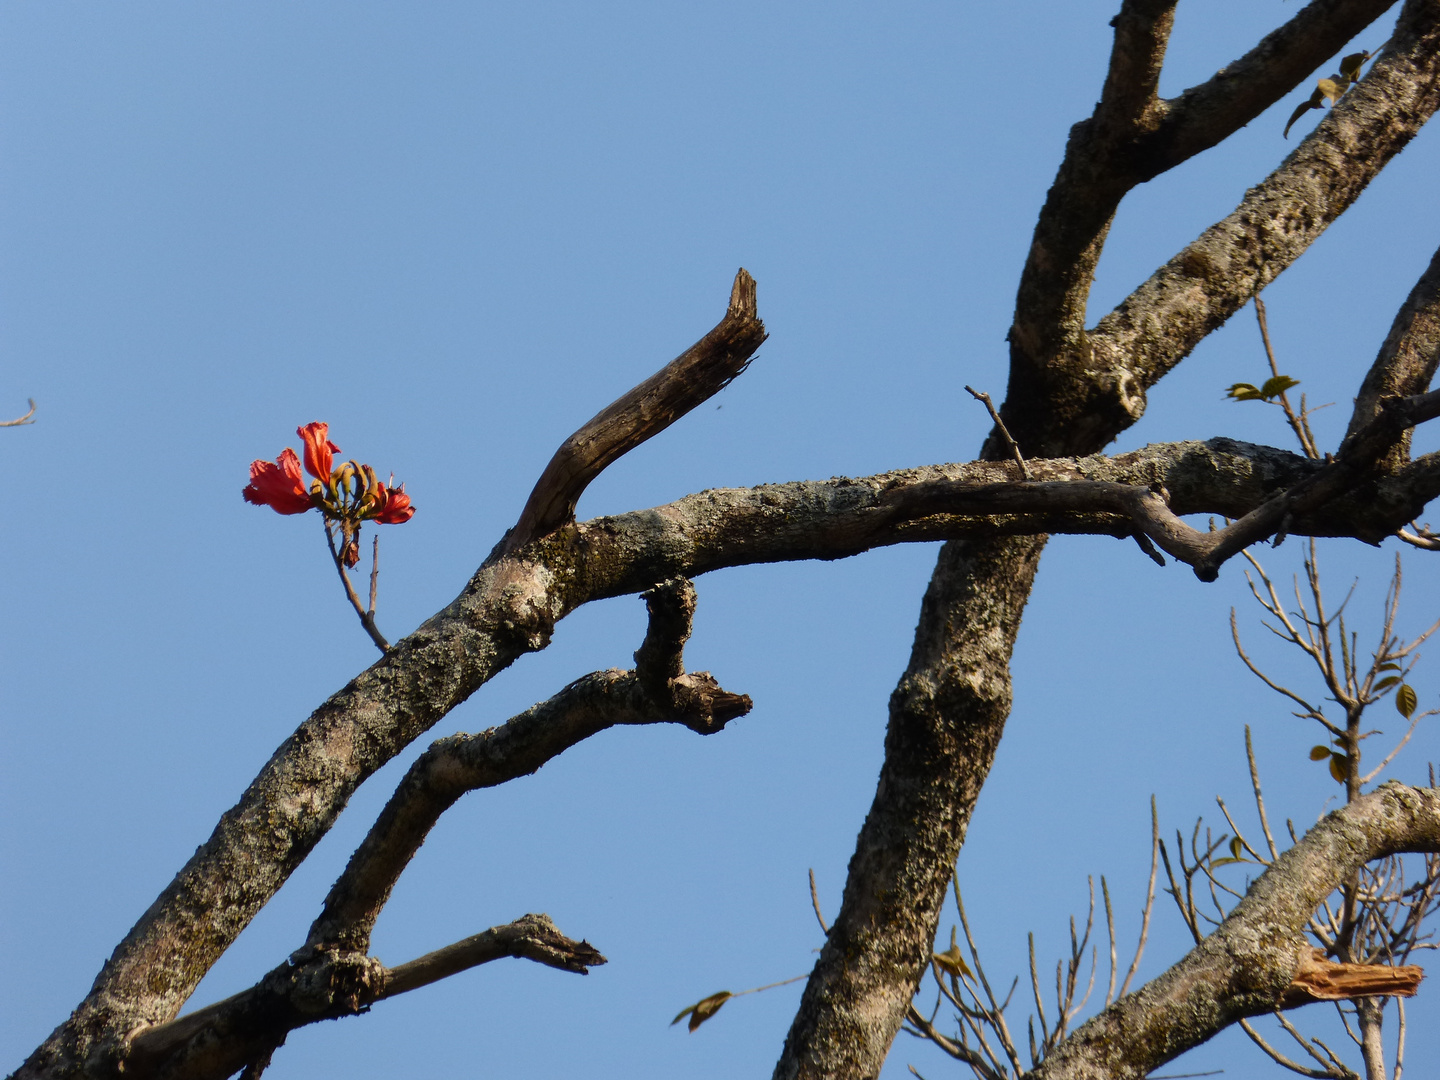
left=3, top=3, right=1439, bottom=1078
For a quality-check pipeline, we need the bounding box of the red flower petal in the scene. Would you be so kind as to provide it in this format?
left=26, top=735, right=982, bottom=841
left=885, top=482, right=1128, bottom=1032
left=243, top=447, right=315, bottom=515
left=298, top=422, right=341, bottom=482
left=372, top=482, right=415, bottom=524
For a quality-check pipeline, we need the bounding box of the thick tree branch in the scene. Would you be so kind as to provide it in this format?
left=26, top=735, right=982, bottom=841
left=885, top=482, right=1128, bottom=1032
left=778, top=7, right=1430, bottom=1071
left=307, top=580, right=748, bottom=954
left=1095, top=1, right=1177, bottom=132
left=1346, top=240, right=1440, bottom=452
left=1026, top=782, right=1440, bottom=1080
left=13, top=272, right=765, bottom=1080
left=774, top=534, right=1046, bottom=1080
left=121, top=915, right=602, bottom=1080
left=507, top=268, right=767, bottom=551
left=1078, top=0, right=1440, bottom=450
left=1008, top=0, right=1397, bottom=436
left=19, top=403, right=1438, bottom=1075
left=1150, top=0, right=1397, bottom=172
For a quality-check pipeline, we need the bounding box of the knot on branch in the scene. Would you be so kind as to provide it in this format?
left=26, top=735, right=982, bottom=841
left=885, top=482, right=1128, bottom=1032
left=634, top=577, right=751, bottom=734
left=286, top=948, right=389, bottom=1017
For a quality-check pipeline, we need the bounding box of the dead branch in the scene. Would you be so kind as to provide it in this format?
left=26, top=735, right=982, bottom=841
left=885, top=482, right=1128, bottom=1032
left=120, top=914, right=601, bottom=1080
left=507, top=268, right=767, bottom=551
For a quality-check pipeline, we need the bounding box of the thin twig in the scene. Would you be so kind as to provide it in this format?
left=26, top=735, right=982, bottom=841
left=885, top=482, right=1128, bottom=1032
left=809, top=868, right=830, bottom=935
left=965, top=385, right=1029, bottom=479
left=324, top=521, right=390, bottom=654
left=0, top=398, right=36, bottom=427
left=1255, top=297, right=1320, bottom=459
left=368, top=534, right=380, bottom=617
left=1119, top=798, right=1160, bottom=1000
left=1245, top=726, right=1281, bottom=861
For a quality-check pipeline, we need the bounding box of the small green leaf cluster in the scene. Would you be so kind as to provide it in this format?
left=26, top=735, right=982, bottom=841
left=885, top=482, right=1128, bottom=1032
left=1210, top=835, right=1251, bottom=869
left=1225, top=374, right=1300, bottom=402
left=1283, top=50, right=1373, bottom=138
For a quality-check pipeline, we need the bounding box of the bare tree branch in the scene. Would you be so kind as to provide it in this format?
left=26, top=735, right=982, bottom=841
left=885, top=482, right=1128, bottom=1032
left=120, top=915, right=602, bottom=1080
left=1086, top=2, right=1440, bottom=435
left=1027, top=782, right=1440, bottom=1080
left=1345, top=241, right=1440, bottom=455
left=507, top=268, right=767, bottom=551
left=307, top=579, right=748, bottom=953
left=779, top=6, right=1439, bottom=1073
left=1008, top=0, right=1400, bottom=451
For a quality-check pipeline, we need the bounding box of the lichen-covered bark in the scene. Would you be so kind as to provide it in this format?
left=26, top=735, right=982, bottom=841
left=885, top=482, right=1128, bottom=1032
left=25, top=430, right=1435, bottom=1079
left=774, top=2, right=1440, bottom=1075
left=1009, top=0, right=1400, bottom=450
left=1082, top=1, right=1440, bottom=447
left=13, top=556, right=567, bottom=1079
left=1025, top=783, right=1440, bottom=1080
left=1346, top=242, right=1440, bottom=453
left=774, top=535, right=1044, bottom=1080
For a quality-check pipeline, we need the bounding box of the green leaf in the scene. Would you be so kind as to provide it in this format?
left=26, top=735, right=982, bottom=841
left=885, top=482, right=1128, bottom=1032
left=1211, top=856, right=1249, bottom=868
left=1226, top=382, right=1265, bottom=401
left=1373, top=675, right=1401, bottom=692
left=1259, top=375, right=1300, bottom=399
left=671, top=991, right=733, bottom=1032
left=1376, top=663, right=1402, bottom=673
left=1310, top=744, right=1332, bottom=761
left=1316, top=76, right=1347, bottom=104
left=1329, top=753, right=1349, bottom=784
left=1229, top=836, right=1243, bottom=859
left=1396, top=683, right=1418, bottom=719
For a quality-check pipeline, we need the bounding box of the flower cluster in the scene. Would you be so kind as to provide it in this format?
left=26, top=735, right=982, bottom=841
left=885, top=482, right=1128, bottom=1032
left=244, top=423, right=414, bottom=564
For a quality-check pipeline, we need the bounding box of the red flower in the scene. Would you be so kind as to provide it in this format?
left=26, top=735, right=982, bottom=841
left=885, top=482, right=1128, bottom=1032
left=298, top=421, right=340, bottom=482
left=243, top=448, right=315, bottom=515
left=372, top=482, right=415, bottom=524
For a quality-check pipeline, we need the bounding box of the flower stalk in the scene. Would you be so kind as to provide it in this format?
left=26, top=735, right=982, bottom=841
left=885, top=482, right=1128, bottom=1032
left=244, top=422, right=415, bottom=653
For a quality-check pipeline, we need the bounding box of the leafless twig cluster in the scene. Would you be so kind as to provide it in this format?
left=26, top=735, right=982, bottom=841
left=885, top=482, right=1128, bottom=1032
left=1162, top=543, right=1440, bottom=1080
left=902, top=813, right=1159, bottom=1080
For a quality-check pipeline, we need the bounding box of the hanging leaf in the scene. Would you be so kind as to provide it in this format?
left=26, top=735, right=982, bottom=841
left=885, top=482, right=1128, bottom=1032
left=1396, top=683, right=1418, bottom=719
left=1284, top=89, right=1324, bottom=138
left=1339, top=50, right=1372, bottom=84
left=1373, top=675, right=1402, bottom=692
left=933, top=944, right=973, bottom=980
left=671, top=991, right=733, bottom=1032
left=1376, top=662, right=1402, bottom=673
left=1226, top=382, right=1265, bottom=401
left=1316, top=76, right=1347, bottom=104
left=1329, top=753, right=1349, bottom=784
left=1259, top=375, right=1301, bottom=399
left=1309, top=744, right=1331, bottom=761
left=1229, top=836, right=1243, bottom=859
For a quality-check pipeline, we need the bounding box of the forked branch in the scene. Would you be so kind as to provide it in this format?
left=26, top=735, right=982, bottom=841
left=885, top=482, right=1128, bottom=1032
left=121, top=914, right=603, bottom=1080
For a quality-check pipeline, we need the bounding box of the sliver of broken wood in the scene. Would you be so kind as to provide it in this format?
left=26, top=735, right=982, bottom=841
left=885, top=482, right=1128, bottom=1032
left=1281, top=947, right=1423, bottom=1008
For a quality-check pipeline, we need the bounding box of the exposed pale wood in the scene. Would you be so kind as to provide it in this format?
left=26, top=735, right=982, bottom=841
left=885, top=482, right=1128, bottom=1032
left=1280, top=948, right=1423, bottom=1007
